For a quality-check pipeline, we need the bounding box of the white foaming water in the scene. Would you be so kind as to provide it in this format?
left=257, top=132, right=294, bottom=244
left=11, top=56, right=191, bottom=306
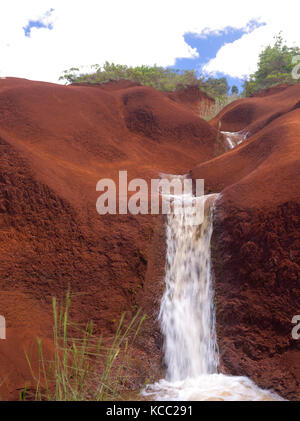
left=160, top=193, right=219, bottom=380
left=143, top=374, right=281, bottom=401
left=142, top=188, right=283, bottom=401
left=222, top=131, right=248, bottom=149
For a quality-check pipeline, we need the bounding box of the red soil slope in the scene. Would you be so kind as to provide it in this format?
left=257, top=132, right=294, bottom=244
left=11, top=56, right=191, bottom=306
left=192, top=84, right=300, bottom=400
left=0, top=78, right=223, bottom=399
left=211, top=83, right=300, bottom=136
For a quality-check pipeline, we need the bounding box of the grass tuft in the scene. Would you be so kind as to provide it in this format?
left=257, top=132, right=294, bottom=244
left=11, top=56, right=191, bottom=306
left=24, top=290, right=146, bottom=401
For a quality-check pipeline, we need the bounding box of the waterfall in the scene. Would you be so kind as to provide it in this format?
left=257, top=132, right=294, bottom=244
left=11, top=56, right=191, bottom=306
left=222, top=131, right=248, bottom=149
left=142, top=180, right=283, bottom=401
left=160, top=194, right=219, bottom=380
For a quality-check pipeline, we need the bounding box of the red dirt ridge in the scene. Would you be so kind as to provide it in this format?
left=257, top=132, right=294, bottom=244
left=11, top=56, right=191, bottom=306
left=0, top=76, right=299, bottom=400
left=0, top=77, right=223, bottom=399
left=192, top=83, right=300, bottom=400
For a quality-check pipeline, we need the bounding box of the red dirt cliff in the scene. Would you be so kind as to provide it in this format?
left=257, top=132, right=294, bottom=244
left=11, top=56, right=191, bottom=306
left=192, top=83, right=300, bottom=400
left=0, top=78, right=222, bottom=399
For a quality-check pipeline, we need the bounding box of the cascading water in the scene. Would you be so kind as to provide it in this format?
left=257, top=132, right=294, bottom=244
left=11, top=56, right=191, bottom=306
left=160, top=194, right=219, bottom=381
left=222, top=131, right=249, bottom=149
left=142, top=181, right=283, bottom=401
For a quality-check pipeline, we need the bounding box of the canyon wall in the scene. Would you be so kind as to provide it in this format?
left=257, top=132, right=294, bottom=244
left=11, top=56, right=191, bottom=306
left=0, top=78, right=219, bottom=399
left=192, top=84, right=300, bottom=400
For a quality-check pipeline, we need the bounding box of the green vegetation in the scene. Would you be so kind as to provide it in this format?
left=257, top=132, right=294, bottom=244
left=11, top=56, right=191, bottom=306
left=231, top=85, right=239, bottom=96
left=59, top=62, right=230, bottom=99
left=244, top=33, right=300, bottom=96
left=24, top=291, right=146, bottom=401
left=200, top=76, right=229, bottom=98
left=59, top=33, right=300, bottom=102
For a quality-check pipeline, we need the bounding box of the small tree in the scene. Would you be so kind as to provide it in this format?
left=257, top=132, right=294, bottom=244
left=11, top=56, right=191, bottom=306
left=59, top=67, right=81, bottom=84
left=231, top=85, right=239, bottom=96
left=244, top=33, right=300, bottom=96
left=199, top=77, right=229, bottom=97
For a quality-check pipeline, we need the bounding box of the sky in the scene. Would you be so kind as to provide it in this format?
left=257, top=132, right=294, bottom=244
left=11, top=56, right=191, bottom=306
left=0, top=0, right=300, bottom=92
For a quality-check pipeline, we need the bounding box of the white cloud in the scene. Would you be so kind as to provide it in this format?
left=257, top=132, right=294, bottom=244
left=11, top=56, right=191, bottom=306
left=203, top=26, right=274, bottom=78
left=203, top=1, right=300, bottom=78
left=0, top=0, right=300, bottom=82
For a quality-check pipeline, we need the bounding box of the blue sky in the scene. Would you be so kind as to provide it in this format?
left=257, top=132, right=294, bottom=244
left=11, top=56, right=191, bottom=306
left=23, top=20, right=53, bottom=37
left=23, top=8, right=54, bottom=37
left=170, top=21, right=266, bottom=93
left=20, top=15, right=262, bottom=93
left=0, top=1, right=299, bottom=85
left=20, top=14, right=254, bottom=92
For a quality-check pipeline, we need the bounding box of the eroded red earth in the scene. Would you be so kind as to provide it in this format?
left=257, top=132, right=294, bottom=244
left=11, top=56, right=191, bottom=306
left=192, top=83, right=300, bottom=400
left=0, top=78, right=219, bottom=399
left=0, top=78, right=299, bottom=400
